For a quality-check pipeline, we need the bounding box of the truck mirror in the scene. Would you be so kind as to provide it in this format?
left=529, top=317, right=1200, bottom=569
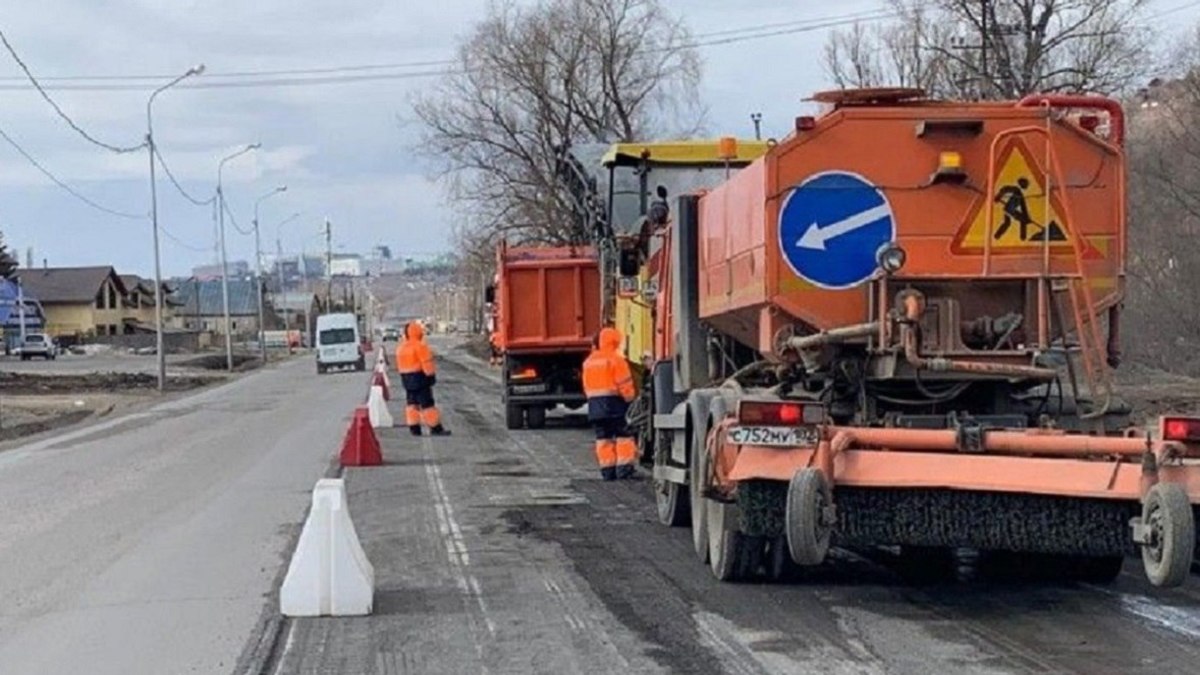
left=619, top=249, right=639, bottom=277
left=484, top=284, right=496, bottom=304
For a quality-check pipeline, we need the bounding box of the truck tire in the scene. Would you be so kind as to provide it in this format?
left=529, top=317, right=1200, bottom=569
left=505, top=403, right=524, bottom=430
left=1139, top=482, right=1195, bottom=588
left=655, top=434, right=689, bottom=527
left=786, top=468, right=833, bottom=566
left=526, top=405, right=546, bottom=429
left=687, top=391, right=717, bottom=564
left=708, top=505, right=760, bottom=582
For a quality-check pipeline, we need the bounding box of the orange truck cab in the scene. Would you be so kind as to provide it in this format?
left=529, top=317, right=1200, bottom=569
left=488, top=241, right=601, bottom=430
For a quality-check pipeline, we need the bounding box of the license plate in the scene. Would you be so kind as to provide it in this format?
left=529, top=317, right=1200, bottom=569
left=726, top=426, right=820, bottom=447
left=511, top=383, right=548, bottom=394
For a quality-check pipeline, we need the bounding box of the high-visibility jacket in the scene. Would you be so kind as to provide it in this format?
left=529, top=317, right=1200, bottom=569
left=397, top=321, right=437, bottom=391
left=583, top=327, right=635, bottom=421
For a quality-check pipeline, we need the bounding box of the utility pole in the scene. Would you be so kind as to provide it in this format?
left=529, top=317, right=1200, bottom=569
left=146, top=64, right=204, bottom=392
left=277, top=237, right=287, bottom=335
left=216, top=143, right=260, bottom=372
left=324, top=218, right=333, bottom=306
left=253, top=186, right=287, bottom=364
left=751, top=112, right=762, bottom=140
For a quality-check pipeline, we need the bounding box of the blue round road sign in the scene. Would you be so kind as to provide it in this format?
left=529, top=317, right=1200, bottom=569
left=777, top=171, right=895, bottom=290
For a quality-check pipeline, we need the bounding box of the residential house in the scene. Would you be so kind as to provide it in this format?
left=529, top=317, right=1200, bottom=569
left=170, top=278, right=261, bottom=338
left=119, top=275, right=181, bottom=328
left=15, top=266, right=128, bottom=338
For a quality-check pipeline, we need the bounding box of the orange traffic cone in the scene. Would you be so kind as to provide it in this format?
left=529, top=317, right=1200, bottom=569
left=371, top=370, right=390, bottom=401
left=339, top=406, right=383, bottom=467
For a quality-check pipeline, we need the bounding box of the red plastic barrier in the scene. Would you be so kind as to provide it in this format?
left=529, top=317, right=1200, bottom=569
left=339, top=406, right=383, bottom=467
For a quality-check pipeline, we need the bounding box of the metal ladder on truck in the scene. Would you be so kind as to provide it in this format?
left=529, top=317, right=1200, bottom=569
left=982, top=125, right=1116, bottom=422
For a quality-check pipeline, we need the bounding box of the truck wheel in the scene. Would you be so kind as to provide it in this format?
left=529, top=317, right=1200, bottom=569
left=708, top=503, right=760, bottom=582
left=526, top=405, right=546, bottom=429
left=1139, top=482, right=1195, bottom=588
left=688, top=393, right=720, bottom=563
left=786, top=468, right=833, bottom=566
left=505, top=404, right=524, bottom=430
left=654, top=436, right=689, bottom=527
left=690, top=435, right=709, bottom=563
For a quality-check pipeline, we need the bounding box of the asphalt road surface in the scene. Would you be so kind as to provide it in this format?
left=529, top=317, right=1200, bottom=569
left=0, top=356, right=365, bottom=674
left=274, top=347, right=1200, bottom=675
left=6, top=343, right=1200, bottom=674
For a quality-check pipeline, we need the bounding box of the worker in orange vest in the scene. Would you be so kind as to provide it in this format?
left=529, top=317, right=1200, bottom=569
left=396, top=321, right=451, bottom=436
left=582, top=327, right=637, bottom=480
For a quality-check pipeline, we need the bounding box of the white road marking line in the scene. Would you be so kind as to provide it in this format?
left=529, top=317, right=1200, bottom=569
left=269, top=620, right=298, bottom=675
left=424, top=457, right=496, bottom=637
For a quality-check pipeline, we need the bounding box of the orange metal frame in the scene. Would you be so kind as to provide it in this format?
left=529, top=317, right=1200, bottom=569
left=722, top=424, right=1200, bottom=505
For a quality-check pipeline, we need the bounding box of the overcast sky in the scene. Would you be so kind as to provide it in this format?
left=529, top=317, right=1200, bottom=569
left=0, top=0, right=1194, bottom=278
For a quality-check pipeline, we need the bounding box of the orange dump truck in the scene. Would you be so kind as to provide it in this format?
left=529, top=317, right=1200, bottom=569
left=488, top=241, right=601, bottom=429
left=637, top=89, right=1200, bottom=587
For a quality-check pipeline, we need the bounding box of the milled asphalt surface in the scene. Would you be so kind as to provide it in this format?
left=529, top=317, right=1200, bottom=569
left=0, top=355, right=367, bottom=675
left=272, top=344, right=1200, bottom=675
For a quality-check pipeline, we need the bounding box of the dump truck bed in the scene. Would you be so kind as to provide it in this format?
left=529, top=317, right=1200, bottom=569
left=495, top=244, right=600, bottom=353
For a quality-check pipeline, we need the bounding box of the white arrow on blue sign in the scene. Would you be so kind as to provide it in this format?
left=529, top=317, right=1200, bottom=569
left=777, top=171, right=896, bottom=290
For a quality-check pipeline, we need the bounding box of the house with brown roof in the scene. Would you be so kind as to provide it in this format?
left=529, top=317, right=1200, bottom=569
left=119, top=274, right=182, bottom=329
left=15, top=266, right=130, bottom=338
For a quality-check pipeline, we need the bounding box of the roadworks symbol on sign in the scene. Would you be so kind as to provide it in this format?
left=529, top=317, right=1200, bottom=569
left=952, top=139, right=1084, bottom=255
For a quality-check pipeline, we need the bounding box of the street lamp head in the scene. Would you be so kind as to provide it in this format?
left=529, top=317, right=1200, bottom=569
left=188, top=64, right=206, bottom=77
left=277, top=185, right=288, bottom=192
left=248, top=143, right=262, bottom=151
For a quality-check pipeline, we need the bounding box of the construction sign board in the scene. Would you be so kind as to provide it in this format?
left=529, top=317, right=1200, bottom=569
left=951, top=139, right=1089, bottom=255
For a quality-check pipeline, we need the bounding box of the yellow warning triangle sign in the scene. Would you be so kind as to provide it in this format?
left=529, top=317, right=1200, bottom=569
left=951, top=139, right=1095, bottom=256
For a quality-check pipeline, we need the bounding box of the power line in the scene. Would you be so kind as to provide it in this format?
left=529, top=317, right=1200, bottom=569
left=0, top=11, right=898, bottom=92
left=161, top=226, right=209, bottom=252
left=153, top=144, right=214, bottom=206
left=0, top=58, right=459, bottom=82
left=222, top=196, right=253, bottom=236
left=1148, top=0, right=1200, bottom=20
left=0, top=29, right=145, bottom=153
left=0, top=124, right=146, bottom=219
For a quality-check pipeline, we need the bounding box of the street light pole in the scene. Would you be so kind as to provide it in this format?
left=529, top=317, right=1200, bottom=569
left=146, top=64, right=204, bottom=392
left=253, top=186, right=287, bottom=363
left=217, top=143, right=260, bottom=372
left=273, top=212, right=301, bottom=347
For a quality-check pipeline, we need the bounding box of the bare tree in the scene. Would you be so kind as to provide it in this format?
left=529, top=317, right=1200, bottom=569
left=825, top=0, right=1151, bottom=99
left=1124, top=32, right=1200, bottom=372
left=414, top=0, right=702, bottom=256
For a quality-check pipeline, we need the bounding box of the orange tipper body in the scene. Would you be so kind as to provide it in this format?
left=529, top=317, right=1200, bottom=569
left=696, top=91, right=1124, bottom=356
left=493, top=241, right=602, bottom=430
left=494, top=241, right=601, bottom=353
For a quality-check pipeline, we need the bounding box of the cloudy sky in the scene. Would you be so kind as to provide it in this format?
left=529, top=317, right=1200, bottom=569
left=0, top=0, right=1195, bottom=278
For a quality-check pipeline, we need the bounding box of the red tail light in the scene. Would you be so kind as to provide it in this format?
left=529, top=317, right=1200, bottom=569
left=1162, top=416, right=1200, bottom=442
left=738, top=400, right=822, bottom=426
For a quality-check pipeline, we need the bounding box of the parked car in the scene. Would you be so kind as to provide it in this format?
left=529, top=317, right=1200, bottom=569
left=381, top=327, right=399, bottom=341
left=17, top=333, right=57, bottom=360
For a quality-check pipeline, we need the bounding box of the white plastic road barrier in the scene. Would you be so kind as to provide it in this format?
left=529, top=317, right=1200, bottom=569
left=280, top=478, right=375, bottom=617
left=367, top=385, right=393, bottom=428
